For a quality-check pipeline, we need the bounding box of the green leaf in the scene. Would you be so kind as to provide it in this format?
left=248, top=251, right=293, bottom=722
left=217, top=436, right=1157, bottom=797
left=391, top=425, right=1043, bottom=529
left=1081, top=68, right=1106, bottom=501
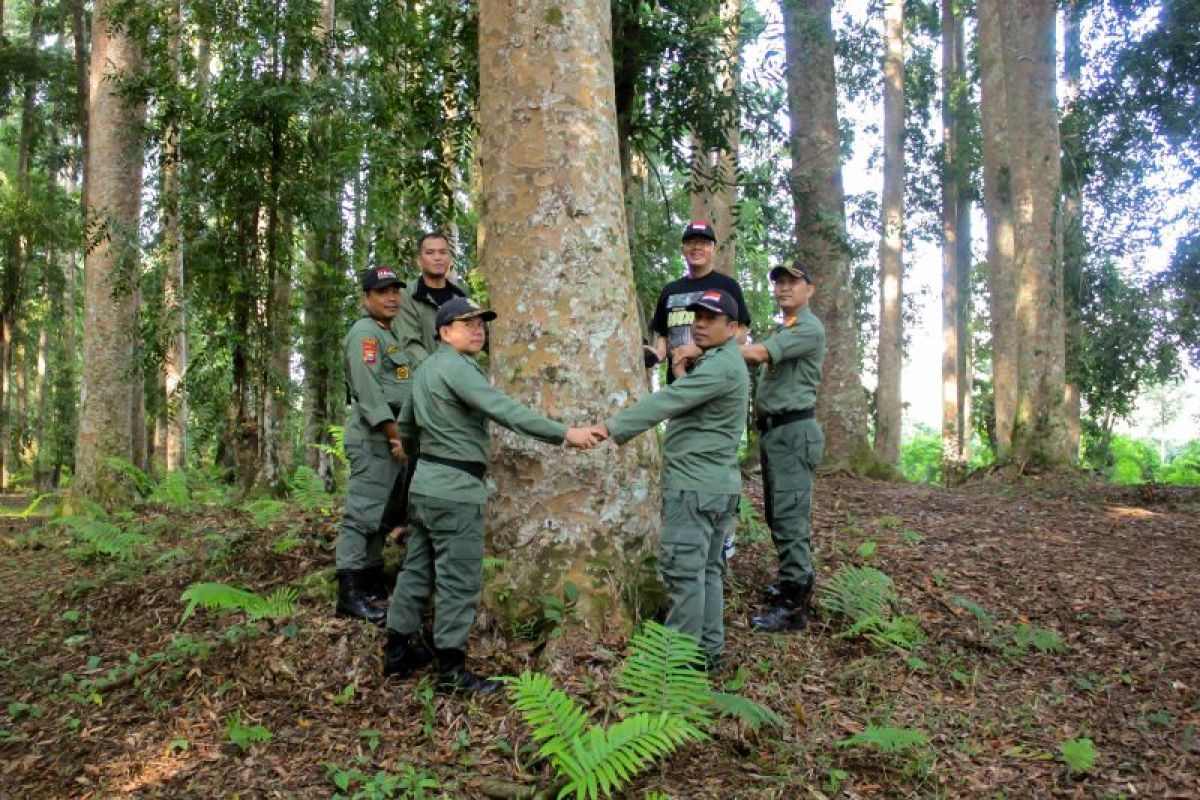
left=1059, top=737, right=1097, bottom=773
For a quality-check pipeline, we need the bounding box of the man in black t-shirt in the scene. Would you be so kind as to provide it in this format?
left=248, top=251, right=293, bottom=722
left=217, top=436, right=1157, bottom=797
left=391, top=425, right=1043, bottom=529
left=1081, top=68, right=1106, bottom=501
left=646, top=221, right=752, bottom=383
left=396, top=232, right=470, bottom=371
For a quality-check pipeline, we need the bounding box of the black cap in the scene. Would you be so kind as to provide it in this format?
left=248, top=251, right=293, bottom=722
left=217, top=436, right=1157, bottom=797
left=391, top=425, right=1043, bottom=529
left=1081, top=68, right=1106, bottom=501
left=361, top=266, right=406, bottom=291
left=685, top=289, right=738, bottom=319
left=681, top=220, right=718, bottom=243
left=435, top=296, right=497, bottom=330
left=769, top=262, right=813, bottom=283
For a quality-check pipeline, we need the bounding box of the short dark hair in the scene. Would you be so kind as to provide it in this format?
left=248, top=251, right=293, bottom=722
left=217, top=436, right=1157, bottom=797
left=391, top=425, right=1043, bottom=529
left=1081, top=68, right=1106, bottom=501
left=416, top=231, right=450, bottom=252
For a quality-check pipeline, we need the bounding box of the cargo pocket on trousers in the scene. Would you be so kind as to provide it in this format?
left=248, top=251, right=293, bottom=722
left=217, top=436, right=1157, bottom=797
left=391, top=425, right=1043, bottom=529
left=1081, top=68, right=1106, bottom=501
left=803, top=427, right=825, bottom=469
left=660, top=542, right=705, bottom=583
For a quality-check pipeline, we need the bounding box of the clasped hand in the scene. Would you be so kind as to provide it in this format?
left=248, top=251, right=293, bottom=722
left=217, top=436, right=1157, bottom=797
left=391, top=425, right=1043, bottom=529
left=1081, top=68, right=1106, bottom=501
left=564, top=424, right=609, bottom=450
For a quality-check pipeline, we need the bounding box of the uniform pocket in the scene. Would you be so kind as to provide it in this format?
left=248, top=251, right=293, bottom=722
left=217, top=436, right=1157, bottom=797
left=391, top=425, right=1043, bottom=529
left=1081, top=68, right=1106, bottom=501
left=802, top=425, right=825, bottom=469
left=661, top=490, right=701, bottom=544
left=660, top=542, right=704, bottom=581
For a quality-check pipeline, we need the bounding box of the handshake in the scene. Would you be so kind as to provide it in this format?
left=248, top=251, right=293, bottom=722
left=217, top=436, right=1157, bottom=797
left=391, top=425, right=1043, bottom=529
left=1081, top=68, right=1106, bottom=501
left=563, top=424, right=610, bottom=451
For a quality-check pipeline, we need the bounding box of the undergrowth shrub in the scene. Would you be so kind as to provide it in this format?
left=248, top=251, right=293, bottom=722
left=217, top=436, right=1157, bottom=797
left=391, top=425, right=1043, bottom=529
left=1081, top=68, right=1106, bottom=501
left=818, top=566, right=925, bottom=651
left=148, top=471, right=191, bottom=510
left=290, top=465, right=337, bottom=511
left=179, top=582, right=298, bottom=623
left=505, top=621, right=780, bottom=799
left=51, top=516, right=149, bottom=561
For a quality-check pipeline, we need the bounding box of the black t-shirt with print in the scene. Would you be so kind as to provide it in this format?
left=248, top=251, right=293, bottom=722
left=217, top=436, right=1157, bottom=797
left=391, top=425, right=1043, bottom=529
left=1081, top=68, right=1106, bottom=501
left=650, top=270, right=751, bottom=382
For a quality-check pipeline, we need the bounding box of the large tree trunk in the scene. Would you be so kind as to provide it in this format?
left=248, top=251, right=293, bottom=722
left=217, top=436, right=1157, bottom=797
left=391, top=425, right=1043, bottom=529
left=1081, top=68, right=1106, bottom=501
left=161, top=0, right=187, bottom=472
left=979, top=0, right=1067, bottom=468
left=940, top=0, right=972, bottom=476
left=782, top=0, right=873, bottom=469
left=1061, top=0, right=1084, bottom=462
left=478, top=0, right=661, bottom=631
left=75, top=0, right=146, bottom=503
left=689, top=0, right=742, bottom=278
left=874, top=0, right=905, bottom=466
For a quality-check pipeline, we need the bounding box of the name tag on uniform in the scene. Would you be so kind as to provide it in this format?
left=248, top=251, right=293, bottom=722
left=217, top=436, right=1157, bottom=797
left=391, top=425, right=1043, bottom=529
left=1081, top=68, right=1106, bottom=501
left=396, top=366, right=410, bottom=380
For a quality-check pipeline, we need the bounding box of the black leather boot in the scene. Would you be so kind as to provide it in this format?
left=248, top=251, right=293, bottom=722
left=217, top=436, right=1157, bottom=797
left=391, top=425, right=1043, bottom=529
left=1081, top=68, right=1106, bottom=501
left=752, top=578, right=814, bottom=633
left=365, top=565, right=393, bottom=602
left=383, top=630, right=433, bottom=678
left=335, top=570, right=386, bottom=625
left=435, top=648, right=501, bottom=694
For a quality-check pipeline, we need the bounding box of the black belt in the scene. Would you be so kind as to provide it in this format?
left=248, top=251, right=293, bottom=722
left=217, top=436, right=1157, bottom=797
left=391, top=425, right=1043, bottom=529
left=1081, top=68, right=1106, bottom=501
left=418, top=453, right=487, bottom=480
left=756, top=408, right=814, bottom=433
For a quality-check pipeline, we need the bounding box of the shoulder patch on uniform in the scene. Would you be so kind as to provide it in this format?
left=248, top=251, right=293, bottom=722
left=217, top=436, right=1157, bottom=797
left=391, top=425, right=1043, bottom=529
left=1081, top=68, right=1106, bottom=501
left=396, top=365, right=410, bottom=380
left=362, top=338, right=378, bottom=364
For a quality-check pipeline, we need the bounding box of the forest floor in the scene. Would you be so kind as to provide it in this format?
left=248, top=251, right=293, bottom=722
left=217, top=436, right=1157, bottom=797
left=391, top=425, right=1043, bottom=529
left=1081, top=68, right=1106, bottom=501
left=1, top=472, right=1198, bottom=799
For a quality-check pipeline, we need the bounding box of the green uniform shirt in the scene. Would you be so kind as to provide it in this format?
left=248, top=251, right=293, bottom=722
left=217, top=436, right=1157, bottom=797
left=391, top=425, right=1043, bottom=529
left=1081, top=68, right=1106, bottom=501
left=343, top=315, right=412, bottom=443
left=755, top=307, right=826, bottom=415
left=606, top=337, right=749, bottom=495
left=395, top=278, right=468, bottom=371
left=399, top=344, right=568, bottom=504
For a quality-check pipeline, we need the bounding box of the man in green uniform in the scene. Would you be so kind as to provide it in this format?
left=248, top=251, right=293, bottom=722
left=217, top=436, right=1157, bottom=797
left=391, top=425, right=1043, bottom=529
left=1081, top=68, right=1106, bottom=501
left=395, top=232, right=469, bottom=370
left=383, top=297, right=603, bottom=692
left=740, top=262, right=826, bottom=633
left=601, top=290, right=749, bottom=669
left=336, top=266, right=414, bottom=625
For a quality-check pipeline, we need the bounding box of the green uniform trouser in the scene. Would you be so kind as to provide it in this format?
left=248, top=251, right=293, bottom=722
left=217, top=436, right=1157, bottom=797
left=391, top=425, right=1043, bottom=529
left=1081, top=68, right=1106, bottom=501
left=760, top=417, right=824, bottom=586
left=660, top=489, right=740, bottom=655
left=386, top=493, right=484, bottom=650
left=335, top=436, right=408, bottom=572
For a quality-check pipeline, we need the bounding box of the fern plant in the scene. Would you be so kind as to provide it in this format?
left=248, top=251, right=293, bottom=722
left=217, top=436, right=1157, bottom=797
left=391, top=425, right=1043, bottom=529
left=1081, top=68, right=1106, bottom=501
left=53, top=516, right=148, bottom=560
left=103, top=457, right=153, bottom=496
left=148, top=471, right=190, bottom=510
left=290, top=465, right=335, bottom=510
left=819, top=566, right=924, bottom=651
left=226, top=711, right=273, bottom=751
left=837, top=725, right=929, bottom=754
left=242, top=498, right=287, bottom=527
left=179, top=582, right=298, bottom=624
left=506, top=622, right=780, bottom=799
left=614, top=621, right=711, bottom=727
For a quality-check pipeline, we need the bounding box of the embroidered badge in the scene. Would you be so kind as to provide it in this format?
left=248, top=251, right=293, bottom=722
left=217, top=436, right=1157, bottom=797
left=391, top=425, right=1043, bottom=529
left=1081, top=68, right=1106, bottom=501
left=396, top=365, right=410, bottom=380
left=362, top=338, right=378, bottom=364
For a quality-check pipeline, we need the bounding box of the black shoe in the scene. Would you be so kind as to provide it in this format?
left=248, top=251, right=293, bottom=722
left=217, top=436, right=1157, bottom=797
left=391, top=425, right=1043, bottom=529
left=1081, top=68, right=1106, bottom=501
left=752, top=579, right=813, bottom=633
left=761, top=582, right=782, bottom=603
left=751, top=604, right=809, bottom=632
left=704, top=651, right=725, bottom=674
left=365, top=565, right=393, bottom=602
left=335, top=570, right=387, bottom=625
left=435, top=648, right=501, bottom=694
left=383, top=630, right=433, bottom=678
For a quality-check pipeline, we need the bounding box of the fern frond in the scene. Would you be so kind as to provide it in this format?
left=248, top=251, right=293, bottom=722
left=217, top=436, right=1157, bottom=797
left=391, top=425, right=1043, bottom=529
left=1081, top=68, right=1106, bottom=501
left=836, top=725, right=928, bottom=754
left=53, top=516, right=146, bottom=560
left=505, top=671, right=591, bottom=761
left=103, top=456, right=153, bottom=496
left=179, top=582, right=297, bottom=624
left=290, top=466, right=334, bottom=510
left=818, top=565, right=897, bottom=626
left=557, top=714, right=703, bottom=800
left=148, top=472, right=191, bottom=510
left=242, top=498, right=287, bottom=527
left=708, top=692, right=784, bottom=731
left=614, top=621, right=712, bottom=725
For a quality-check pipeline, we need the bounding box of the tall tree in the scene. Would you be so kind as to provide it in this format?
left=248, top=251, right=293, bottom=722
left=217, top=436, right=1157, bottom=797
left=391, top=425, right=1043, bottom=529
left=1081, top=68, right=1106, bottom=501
left=978, top=0, right=1067, bottom=467
left=0, top=0, right=43, bottom=488
left=874, top=0, right=905, bottom=466
left=782, top=0, right=873, bottom=467
left=689, top=0, right=742, bottom=277
left=160, top=0, right=187, bottom=472
left=940, top=0, right=972, bottom=473
left=74, top=0, right=146, bottom=501
left=1061, top=0, right=1084, bottom=462
left=478, top=0, right=661, bottom=628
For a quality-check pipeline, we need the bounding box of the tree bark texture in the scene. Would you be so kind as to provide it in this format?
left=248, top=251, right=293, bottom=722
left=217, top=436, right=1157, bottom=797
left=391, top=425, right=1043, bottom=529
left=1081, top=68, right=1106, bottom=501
left=75, top=0, right=146, bottom=502
left=689, top=0, right=742, bottom=278
left=940, top=0, right=972, bottom=474
left=162, top=0, right=187, bottom=472
left=478, top=0, right=662, bottom=630
left=978, top=0, right=1067, bottom=468
left=1061, top=0, right=1083, bottom=462
left=874, top=0, right=905, bottom=466
left=782, top=0, right=873, bottom=468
